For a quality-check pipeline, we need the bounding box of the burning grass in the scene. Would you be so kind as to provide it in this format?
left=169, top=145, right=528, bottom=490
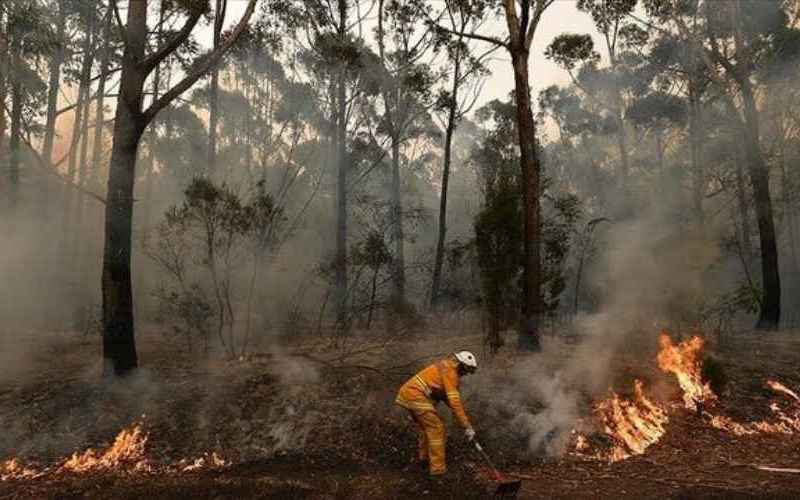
left=0, top=421, right=230, bottom=482
left=574, top=331, right=800, bottom=462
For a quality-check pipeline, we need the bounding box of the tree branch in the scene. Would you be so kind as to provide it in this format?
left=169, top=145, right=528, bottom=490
left=143, top=0, right=258, bottom=124
left=430, top=20, right=509, bottom=49
left=141, top=6, right=205, bottom=75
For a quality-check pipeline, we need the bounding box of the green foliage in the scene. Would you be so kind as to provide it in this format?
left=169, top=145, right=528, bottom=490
left=545, top=33, right=599, bottom=71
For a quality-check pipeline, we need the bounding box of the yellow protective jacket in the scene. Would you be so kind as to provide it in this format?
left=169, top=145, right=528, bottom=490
left=395, top=358, right=472, bottom=429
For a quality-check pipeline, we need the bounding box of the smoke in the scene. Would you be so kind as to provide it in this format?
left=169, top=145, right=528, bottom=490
left=470, top=202, right=722, bottom=457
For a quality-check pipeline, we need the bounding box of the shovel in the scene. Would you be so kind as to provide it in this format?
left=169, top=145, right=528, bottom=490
left=473, top=441, right=522, bottom=498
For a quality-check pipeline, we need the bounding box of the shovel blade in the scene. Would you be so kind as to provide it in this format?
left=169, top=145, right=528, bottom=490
left=492, top=478, right=521, bottom=498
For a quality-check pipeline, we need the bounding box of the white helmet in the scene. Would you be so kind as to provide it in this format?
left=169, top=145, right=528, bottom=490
left=454, top=351, right=478, bottom=369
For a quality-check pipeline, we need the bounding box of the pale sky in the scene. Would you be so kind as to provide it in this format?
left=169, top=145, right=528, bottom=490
left=215, top=0, right=604, bottom=111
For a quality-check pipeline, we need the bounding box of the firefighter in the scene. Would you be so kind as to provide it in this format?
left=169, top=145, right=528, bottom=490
left=395, top=351, right=478, bottom=476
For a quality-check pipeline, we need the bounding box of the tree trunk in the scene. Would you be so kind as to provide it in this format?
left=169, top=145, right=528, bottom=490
left=511, top=50, right=541, bottom=351
left=334, top=50, right=348, bottom=331
left=91, top=5, right=113, bottom=188
left=735, top=145, right=752, bottom=262
left=0, top=9, right=7, bottom=161
left=43, top=0, right=66, bottom=165
left=740, top=84, right=780, bottom=329
left=8, top=31, right=22, bottom=209
left=102, top=0, right=148, bottom=376
left=390, top=136, right=405, bottom=312
left=430, top=58, right=460, bottom=310
left=689, top=86, right=705, bottom=225
left=206, top=0, right=226, bottom=176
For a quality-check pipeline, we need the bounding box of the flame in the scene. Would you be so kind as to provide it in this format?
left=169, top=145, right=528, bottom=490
left=766, top=380, right=800, bottom=403
left=593, top=380, right=669, bottom=461
left=656, top=333, right=716, bottom=410
left=181, top=452, right=230, bottom=472
left=0, top=459, right=43, bottom=481
left=709, top=380, right=800, bottom=435
left=1, top=422, right=232, bottom=482
left=60, top=423, right=151, bottom=474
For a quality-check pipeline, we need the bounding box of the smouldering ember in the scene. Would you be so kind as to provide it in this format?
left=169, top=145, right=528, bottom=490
left=573, top=332, right=800, bottom=462
left=181, top=452, right=231, bottom=472
left=0, top=423, right=231, bottom=482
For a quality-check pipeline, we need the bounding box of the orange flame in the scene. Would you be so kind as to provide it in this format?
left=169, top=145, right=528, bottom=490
left=594, top=380, right=669, bottom=461
left=0, top=459, right=43, bottom=481
left=60, top=423, right=150, bottom=473
left=656, top=333, right=716, bottom=410
left=1, top=422, right=232, bottom=482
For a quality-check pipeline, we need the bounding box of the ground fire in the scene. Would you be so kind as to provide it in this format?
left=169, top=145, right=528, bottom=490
left=0, top=422, right=229, bottom=481
left=573, top=331, right=800, bottom=462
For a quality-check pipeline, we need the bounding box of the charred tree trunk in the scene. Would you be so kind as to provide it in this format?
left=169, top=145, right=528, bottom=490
left=102, top=0, right=148, bottom=376
left=430, top=58, right=460, bottom=310
left=511, top=50, right=541, bottom=351
left=740, top=84, right=780, bottom=330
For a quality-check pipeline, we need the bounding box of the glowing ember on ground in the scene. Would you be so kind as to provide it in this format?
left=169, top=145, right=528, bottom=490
left=657, top=333, right=716, bottom=410
left=181, top=452, right=231, bottom=472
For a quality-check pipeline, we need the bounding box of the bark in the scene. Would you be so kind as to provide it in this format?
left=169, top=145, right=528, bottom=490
left=43, top=0, right=66, bottom=164
left=91, top=6, right=113, bottom=188
left=735, top=145, right=752, bottom=262
left=102, top=0, right=148, bottom=376
left=0, top=9, right=6, bottom=160
left=101, top=0, right=258, bottom=375
left=8, top=30, right=22, bottom=209
left=334, top=0, right=349, bottom=331
left=64, top=10, right=96, bottom=226
left=390, top=136, right=405, bottom=310
left=740, top=83, right=780, bottom=329
left=607, top=46, right=630, bottom=198
left=689, top=84, right=705, bottom=225
left=206, top=0, right=226, bottom=175
left=430, top=58, right=460, bottom=309
left=511, top=50, right=541, bottom=351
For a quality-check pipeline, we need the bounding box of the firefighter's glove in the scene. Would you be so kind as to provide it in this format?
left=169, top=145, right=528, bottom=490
left=465, top=427, right=476, bottom=442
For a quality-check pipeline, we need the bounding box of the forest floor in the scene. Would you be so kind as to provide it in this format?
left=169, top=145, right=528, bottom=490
left=1, top=321, right=800, bottom=499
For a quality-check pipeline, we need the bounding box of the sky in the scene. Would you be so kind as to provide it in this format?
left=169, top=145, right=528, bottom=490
left=215, top=0, right=605, bottom=110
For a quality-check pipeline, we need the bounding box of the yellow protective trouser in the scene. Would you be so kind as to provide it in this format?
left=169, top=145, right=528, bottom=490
left=408, top=409, right=446, bottom=475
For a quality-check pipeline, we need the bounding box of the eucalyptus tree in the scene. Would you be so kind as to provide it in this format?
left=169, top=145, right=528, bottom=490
left=278, top=0, right=381, bottom=330
left=2, top=0, right=53, bottom=209
left=647, top=0, right=787, bottom=329
left=432, top=0, right=556, bottom=350
left=101, top=0, right=257, bottom=375
left=375, top=0, right=439, bottom=314
left=428, top=0, right=493, bottom=309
